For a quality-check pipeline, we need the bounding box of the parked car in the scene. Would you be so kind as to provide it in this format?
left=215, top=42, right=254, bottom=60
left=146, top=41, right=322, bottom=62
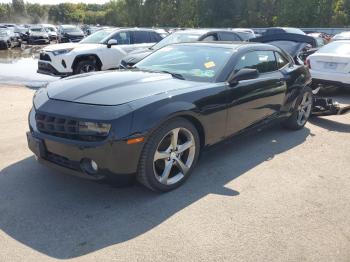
left=332, top=31, right=350, bottom=41
left=58, top=25, right=85, bottom=43
left=307, top=41, right=350, bottom=89
left=38, top=28, right=163, bottom=76
left=28, top=26, right=50, bottom=45
left=120, top=29, right=244, bottom=68
left=231, top=28, right=256, bottom=40
left=14, top=26, right=30, bottom=42
left=28, top=42, right=313, bottom=192
left=42, top=24, right=58, bottom=41
left=264, top=27, right=306, bottom=36
left=0, top=29, right=14, bottom=49
left=250, top=33, right=317, bottom=64
left=5, top=26, right=22, bottom=47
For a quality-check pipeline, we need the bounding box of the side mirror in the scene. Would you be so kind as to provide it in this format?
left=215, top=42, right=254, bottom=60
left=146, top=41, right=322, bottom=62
left=228, top=68, right=259, bottom=86
left=107, top=39, right=118, bottom=48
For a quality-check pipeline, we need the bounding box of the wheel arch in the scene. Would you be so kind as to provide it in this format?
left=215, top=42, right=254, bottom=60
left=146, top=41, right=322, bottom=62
left=132, top=101, right=207, bottom=149
left=71, top=54, right=103, bottom=71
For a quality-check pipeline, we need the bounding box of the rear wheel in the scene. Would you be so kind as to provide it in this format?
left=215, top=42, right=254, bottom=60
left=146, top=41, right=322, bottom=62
left=137, top=118, right=200, bottom=192
left=74, top=60, right=99, bottom=75
left=283, top=87, right=313, bottom=130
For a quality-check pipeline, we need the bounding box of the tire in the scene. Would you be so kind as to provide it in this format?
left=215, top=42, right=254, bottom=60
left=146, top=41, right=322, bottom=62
left=74, top=60, right=99, bottom=75
left=137, top=117, right=200, bottom=192
left=283, top=87, right=313, bottom=130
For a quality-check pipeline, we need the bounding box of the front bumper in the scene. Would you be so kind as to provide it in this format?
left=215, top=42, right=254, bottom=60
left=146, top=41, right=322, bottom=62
left=30, top=38, right=50, bottom=44
left=27, top=100, right=143, bottom=182
left=37, top=61, right=70, bottom=77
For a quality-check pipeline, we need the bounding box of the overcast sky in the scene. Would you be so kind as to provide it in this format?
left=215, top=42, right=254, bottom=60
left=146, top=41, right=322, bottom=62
left=0, top=0, right=108, bottom=4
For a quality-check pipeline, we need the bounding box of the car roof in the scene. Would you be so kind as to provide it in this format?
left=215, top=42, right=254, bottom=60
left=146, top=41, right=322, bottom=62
left=172, top=41, right=277, bottom=51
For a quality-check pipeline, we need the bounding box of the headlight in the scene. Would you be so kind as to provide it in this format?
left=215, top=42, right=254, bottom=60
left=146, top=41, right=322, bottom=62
left=78, top=122, right=111, bottom=136
left=52, top=48, right=73, bottom=56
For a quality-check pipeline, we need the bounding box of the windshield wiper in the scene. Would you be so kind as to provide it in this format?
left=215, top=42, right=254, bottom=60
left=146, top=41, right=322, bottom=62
left=160, top=71, right=185, bottom=80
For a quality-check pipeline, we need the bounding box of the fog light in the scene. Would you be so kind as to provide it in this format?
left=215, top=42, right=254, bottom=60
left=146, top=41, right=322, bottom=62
left=80, top=158, right=98, bottom=176
left=91, top=160, right=98, bottom=172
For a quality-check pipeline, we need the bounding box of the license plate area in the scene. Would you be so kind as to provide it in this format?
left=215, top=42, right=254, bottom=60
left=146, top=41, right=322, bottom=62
left=324, top=62, right=338, bottom=70
left=27, top=132, right=46, bottom=158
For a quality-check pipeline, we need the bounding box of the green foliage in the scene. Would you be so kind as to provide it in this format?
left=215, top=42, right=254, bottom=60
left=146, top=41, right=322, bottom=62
left=0, top=0, right=349, bottom=27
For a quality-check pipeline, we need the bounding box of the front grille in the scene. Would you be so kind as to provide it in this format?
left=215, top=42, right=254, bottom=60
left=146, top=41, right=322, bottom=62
left=35, top=113, right=105, bottom=142
left=40, top=53, right=51, bottom=61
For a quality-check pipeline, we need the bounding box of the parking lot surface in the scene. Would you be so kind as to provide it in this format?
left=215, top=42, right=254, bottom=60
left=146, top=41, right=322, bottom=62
left=0, top=85, right=350, bottom=262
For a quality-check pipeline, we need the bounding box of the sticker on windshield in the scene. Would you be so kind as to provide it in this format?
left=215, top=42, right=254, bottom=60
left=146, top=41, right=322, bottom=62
left=204, top=61, right=216, bottom=69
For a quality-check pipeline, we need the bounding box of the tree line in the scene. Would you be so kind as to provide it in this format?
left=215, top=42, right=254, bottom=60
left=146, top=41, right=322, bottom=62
left=0, top=0, right=350, bottom=28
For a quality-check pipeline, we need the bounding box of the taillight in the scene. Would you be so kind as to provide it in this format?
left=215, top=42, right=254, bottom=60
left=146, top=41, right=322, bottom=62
left=306, top=59, right=311, bottom=69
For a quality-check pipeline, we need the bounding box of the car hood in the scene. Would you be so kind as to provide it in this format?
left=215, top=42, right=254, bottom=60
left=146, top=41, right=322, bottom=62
left=123, top=49, right=153, bottom=65
left=47, top=70, right=204, bottom=106
left=43, top=43, right=102, bottom=52
left=0, top=36, right=9, bottom=41
left=30, top=32, right=48, bottom=37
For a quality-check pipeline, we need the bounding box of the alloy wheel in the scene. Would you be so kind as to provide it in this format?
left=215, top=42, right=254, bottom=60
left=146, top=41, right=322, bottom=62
left=297, top=92, right=313, bottom=126
left=153, top=127, right=196, bottom=185
left=80, top=64, right=96, bottom=73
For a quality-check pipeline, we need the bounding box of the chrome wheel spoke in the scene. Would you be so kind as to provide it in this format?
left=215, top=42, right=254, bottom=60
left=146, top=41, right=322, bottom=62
left=171, top=128, right=180, bottom=149
left=159, top=161, right=173, bottom=184
left=177, top=140, right=194, bottom=153
left=175, top=157, right=189, bottom=174
left=154, top=150, right=170, bottom=161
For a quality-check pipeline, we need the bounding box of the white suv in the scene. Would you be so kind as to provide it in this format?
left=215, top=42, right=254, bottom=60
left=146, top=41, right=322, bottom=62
left=37, top=28, right=162, bottom=76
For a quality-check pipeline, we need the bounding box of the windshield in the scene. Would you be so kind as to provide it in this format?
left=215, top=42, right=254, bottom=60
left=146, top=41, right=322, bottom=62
left=63, top=27, right=83, bottom=34
left=318, top=41, right=350, bottom=55
left=0, top=30, right=8, bottom=37
left=151, top=32, right=201, bottom=50
left=135, top=45, right=233, bottom=82
left=30, top=28, right=44, bottom=32
left=80, top=29, right=114, bottom=44
left=45, top=27, right=55, bottom=32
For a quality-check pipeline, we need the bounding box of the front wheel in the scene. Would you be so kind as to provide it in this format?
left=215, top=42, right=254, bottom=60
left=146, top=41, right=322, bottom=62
left=137, top=118, right=200, bottom=192
left=74, top=60, right=99, bottom=75
left=283, top=87, right=313, bottom=130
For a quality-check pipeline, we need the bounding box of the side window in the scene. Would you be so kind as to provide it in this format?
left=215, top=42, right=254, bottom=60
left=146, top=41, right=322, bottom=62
left=275, top=52, right=289, bottom=69
left=219, top=32, right=241, bottom=41
left=150, top=32, right=162, bottom=42
left=111, top=31, right=131, bottom=45
left=133, top=31, right=151, bottom=44
left=235, top=51, right=277, bottom=73
left=201, top=34, right=218, bottom=41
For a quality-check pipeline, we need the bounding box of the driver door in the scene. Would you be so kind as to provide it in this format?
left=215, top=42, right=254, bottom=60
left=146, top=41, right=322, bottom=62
left=225, top=50, right=287, bottom=136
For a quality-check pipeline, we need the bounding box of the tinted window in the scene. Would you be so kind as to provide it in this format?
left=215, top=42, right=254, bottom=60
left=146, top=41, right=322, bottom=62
left=219, top=32, right=241, bottom=41
left=133, top=31, right=151, bottom=43
left=150, top=32, right=162, bottom=42
left=275, top=52, right=289, bottom=69
left=235, top=51, right=277, bottom=73
left=111, top=31, right=131, bottom=45
left=202, top=34, right=218, bottom=41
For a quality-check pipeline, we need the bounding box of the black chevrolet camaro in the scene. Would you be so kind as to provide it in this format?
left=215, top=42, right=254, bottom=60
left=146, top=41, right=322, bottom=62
left=27, top=42, right=313, bottom=192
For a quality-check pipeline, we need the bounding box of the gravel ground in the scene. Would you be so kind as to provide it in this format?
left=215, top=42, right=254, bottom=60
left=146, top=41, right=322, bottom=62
left=0, top=85, right=349, bottom=262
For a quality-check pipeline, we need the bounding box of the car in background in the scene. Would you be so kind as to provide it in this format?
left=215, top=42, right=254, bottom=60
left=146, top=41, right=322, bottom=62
left=28, top=26, right=50, bottom=45
left=264, top=27, right=306, bottom=36
left=28, top=42, right=313, bottom=192
left=38, top=28, right=163, bottom=76
left=14, top=26, right=30, bottom=42
left=332, top=31, right=350, bottom=41
left=42, top=24, right=58, bottom=41
left=0, top=29, right=14, bottom=49
left=120, top=29, right=244, bottom=68
left=307, top=41, right=350, bottom=89
left=232, top=28, right=256, bottom=40
left=58, top=25, right=85, bottom=43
